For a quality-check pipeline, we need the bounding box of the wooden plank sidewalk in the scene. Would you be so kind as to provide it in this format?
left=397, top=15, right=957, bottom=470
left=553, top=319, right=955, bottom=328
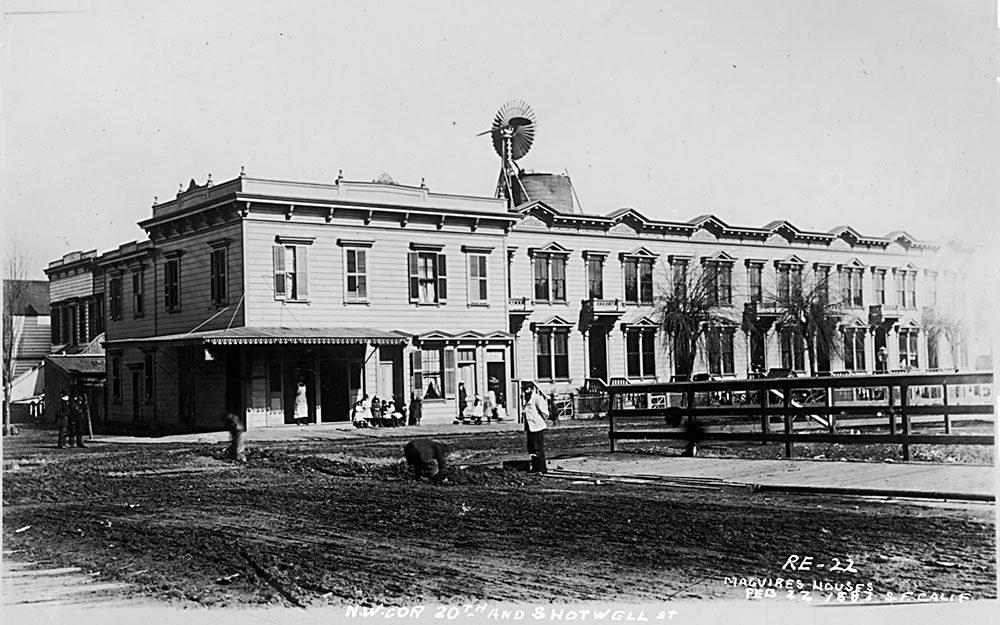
left=551, top=455, right=997, bottom=501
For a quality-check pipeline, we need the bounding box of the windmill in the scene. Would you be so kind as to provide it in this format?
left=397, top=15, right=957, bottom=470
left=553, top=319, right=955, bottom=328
left=479, top=100, right=537, bottom=208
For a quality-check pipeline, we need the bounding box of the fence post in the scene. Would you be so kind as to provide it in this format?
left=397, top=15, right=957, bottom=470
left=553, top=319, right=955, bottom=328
left=887, top=383, right=896, bottom=436
left=900, top=383, right=910, bottom=462
left=760, top=386, right=769, bottom=443
left=942, top=381, right=951, bottom=434
left=608, top=389, right=616, bottom=453
left=826, top=387, right=835, bottom=434
left=783, top=385, right=793, bottom=458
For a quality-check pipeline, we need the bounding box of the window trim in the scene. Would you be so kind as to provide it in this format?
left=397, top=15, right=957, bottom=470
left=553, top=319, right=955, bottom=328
left=466, top=252, right=489, bottom=306
left=163, top=257, right=182, bottom=313
left=209, top=245, right=228, bottom=307
left=343, top=247, right=370, bottom=304
left=533, top=324, right=571, bottom=381
left=108, top=274, right=124, bottom=321
left=131, top=269, right=145, bottom=318
left=623, top=324, right=657, bottom=379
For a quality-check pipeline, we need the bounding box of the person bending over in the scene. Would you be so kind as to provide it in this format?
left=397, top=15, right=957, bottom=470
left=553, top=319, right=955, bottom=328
left=403, top=438, right=449, bottom=484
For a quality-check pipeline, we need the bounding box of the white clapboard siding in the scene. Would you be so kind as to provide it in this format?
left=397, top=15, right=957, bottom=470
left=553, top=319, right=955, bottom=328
left=50, top=272, right=94, bottom=303
left=243, top=219, right=508, bottom=333
left=103, top=223, right=245, bottom=342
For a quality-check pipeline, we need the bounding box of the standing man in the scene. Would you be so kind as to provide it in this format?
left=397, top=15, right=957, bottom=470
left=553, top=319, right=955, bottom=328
left=457, top=381, right=468, bottom=424
left=55, top=389, right=71, bottom=449
left=521, top=382, right=549, bottom=474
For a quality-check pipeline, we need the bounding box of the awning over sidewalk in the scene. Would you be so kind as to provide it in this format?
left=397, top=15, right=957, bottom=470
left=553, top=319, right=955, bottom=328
left=105, top=327, right=411, bottom=348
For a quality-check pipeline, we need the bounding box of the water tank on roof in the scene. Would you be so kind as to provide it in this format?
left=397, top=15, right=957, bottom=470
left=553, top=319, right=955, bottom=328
left=512, top=172, right=577, bottom=213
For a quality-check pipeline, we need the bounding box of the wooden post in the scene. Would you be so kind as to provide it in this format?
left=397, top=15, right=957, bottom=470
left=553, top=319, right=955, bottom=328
left=887, top=383, right=896, bottom=436
left=608, top=389, right=616, bottom=453
left=826, top=387, right=835, bottom=434
left=783, top=386, right=793, bottom=458
left=942, top=382, right=951, bottom=434
left=760, top=385, right=769, bottom=443
left=900, top=383, right=910, bottom=462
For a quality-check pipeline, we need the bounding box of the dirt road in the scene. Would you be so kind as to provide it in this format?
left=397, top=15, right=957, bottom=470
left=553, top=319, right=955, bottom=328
left=2, top=425, right=995, bottom=608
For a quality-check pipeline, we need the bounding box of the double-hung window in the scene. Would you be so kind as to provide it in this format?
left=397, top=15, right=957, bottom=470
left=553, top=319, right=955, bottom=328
left=780, top=326, right=806, bottom=371
left=463, top=246, right=491, bottom=305
left=531, top=252, right=567, bottom=303
left=623, top=256, right=654, bottom=305
left=746, top=261, right=764, bottom=303
left=109, top=275, right=124, bottom=320
left=164, top=255, right=182, bottom=312
left=703, top=259, right=733, bottom=307
left=585, top=254, right=604, bottom=300
left=873, top=270, right=886, bottom=305
left=669, top=257, right=689, bottom=300
left=842, top=327, right=866, bottom=371
left=839, top=265, right=864, bottom=308
left=408, top=246, right=447, bottom=304
left=535, top=326, right=570, bottom=380
left=209, top=243, right=228, bottom=306
left=706, top=325, right=735, bottom=375
left=346, top=249, right=368, bottom=301
left=273, top=237, right=312, bottom=301
left=777, top=263, right=803, bottom=301
left=625, top=326, right=657, bottom=378
left=898, top=328, right=919, bottom=369
left=143, top=352, right=155, bottom=403
left=132, top=270, right=144, bottom=317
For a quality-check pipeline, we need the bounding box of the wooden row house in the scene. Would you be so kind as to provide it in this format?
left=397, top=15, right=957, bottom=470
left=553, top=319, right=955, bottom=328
left=53, top=172, right=983, bottom=432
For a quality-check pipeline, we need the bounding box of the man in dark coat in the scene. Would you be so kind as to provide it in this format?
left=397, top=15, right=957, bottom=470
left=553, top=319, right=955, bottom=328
left=57, top=390, right=87, bottom=449
left=403, top=438, right=448, bottom=483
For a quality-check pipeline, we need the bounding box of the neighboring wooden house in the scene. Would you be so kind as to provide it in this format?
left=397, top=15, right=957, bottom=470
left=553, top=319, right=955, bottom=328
left=4, top=280, right=51, bottom=420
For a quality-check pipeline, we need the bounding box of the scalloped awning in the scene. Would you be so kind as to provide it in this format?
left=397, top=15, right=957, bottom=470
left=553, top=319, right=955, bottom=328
left=105, top=327, right=410, bottom=347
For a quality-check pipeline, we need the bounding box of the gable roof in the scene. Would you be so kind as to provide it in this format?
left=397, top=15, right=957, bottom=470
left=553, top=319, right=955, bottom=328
left=3, top=280, right=50, bottom=316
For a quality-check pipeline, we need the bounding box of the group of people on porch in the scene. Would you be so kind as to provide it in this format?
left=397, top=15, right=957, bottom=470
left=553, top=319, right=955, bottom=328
left=352, top=394, right=410, bottom=428
left=455, top=381, right=506, bottom=425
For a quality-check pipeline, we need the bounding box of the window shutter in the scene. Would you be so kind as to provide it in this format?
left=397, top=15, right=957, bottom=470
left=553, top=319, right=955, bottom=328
left=408, top=252, right=419, bottom=302
left=443, top=347, right=456, bottom=398
left=437, top=254, right=448, bottom=303
left=297, top=246, right=308, bottom=299
left=410, top=350, right=423, bottom=398
left=273, top=245, right=286, bottom=298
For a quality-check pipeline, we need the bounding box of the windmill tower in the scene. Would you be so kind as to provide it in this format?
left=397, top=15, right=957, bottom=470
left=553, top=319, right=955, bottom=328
left=483, top=100, right=537, bottom=209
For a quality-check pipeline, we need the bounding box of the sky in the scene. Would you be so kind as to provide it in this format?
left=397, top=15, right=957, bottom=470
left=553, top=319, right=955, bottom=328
left=2, top=0, right=998, bottom=279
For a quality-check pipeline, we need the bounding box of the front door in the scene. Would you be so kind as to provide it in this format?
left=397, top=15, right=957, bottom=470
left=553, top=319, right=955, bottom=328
left=750, top=329, right=766, bottom=375
left=874, top=327, right=888, bottom=373
left=320, top=360, right=350, bottom=422
left=378, top=361, right=395, bottom=402
left=131, top=369, right=142, bottom=422
left=588, top=328, right=608, bottom=381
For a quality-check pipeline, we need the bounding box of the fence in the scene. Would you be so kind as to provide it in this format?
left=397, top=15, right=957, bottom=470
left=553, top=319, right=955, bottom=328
left=546, top=391, right=609, bottom=421
left=604, top=371, right=994, bottom=460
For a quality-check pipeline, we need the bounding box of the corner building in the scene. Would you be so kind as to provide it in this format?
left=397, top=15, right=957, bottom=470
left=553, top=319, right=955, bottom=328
left=85, top=173, right=978, bottom=432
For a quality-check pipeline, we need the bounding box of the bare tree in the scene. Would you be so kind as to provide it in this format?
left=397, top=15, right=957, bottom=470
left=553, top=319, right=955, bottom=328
left=654, top=262, right=736, bottom=380
left=764, top=267, right=843, bottom=376
left=3, top=237, right=30, bottom=435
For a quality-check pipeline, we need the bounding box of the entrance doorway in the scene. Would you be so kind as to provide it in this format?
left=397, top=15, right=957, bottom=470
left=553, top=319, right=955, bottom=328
left=486, top=349, right=507, bottom=412
left=874, top=327, right=888, bottom=373
left=588, top=328, right=608, bottom=381
left=320, top=360, right=350, bottom=422
left=749, top=329, right=766, bottom=374
left=131, top=369, right=142, bottom=422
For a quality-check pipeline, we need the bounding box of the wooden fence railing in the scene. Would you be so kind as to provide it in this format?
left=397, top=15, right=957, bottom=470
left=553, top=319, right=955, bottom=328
left=603, top=371, right=994, bottom=460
